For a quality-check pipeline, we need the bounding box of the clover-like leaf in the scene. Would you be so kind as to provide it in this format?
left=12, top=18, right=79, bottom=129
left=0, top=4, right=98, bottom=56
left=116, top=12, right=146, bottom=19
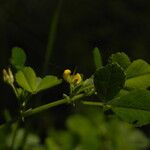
left=15, top=67, right=62, bottom=94
left=10, top=47, right=26, bottom=70
left=15, top=67, right=37, bottom=93
left=36, top=75, right=62, bottom=93
left=109, top=90, right=150, bottom=126
left=125, top=59, right=150, bottom=89
left=94, top=63, right=125, bottom=101
left=109, top=52, right=131, bottom=70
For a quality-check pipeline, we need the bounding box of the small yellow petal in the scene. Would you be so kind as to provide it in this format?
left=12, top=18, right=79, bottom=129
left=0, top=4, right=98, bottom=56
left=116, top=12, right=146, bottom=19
left=63, top=69, right=71, bottom=76
left=72, top=73, right=82, bottom=84
left=63, top=69, right=71, bottom=82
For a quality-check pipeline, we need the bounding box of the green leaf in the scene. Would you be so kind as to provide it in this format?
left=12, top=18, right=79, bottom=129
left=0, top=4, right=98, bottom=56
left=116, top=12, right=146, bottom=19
left=67, top=115, right=99, bottom=150
left=36, top=75, right=62, bottom=93
left=16, top=67, right=62, bottom=94
left=109, top=90, right=150, bottom=126
left=117, top=89, right=130, bottom=97
left=10, top=47, right=26, bottom=70
left=92, top=47, right=103, bottom=69
left=15, top=67, right=37, bottom=93
left=125, top=59, right=150, bottom=89
left=94, top=63, right=126, bottom=101
left=108, top=52, right=131, bottom=70
left=126, top=59, right=150, bottom=78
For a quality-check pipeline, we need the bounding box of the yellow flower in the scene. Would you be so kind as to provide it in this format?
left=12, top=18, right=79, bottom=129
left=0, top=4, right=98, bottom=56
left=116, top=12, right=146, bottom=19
left=63, top=69, right=82, bottom=84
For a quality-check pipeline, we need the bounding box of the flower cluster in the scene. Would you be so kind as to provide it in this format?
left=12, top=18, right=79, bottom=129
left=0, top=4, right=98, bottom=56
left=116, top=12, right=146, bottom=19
left=63, top=69, right=82, bottom=85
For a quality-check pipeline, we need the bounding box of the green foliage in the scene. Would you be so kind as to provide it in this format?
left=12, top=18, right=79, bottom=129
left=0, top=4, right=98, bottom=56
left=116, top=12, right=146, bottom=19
left=1, top=2, right=150, bottom=149
left=1, top=112, right=149, bottom=150
left=0, top=126, right=10, bottom=149
left=125, top=59, right=150, bottom=89
left=45, top=112, right=149, bottom=150
left=108, top=52, right=131, bottom=70
left=126, top=59, right=150, bottom=79
left=36, top=75, right=61, bottom=93
left=94, top=63, right=126, bottom=101
left=15, top=67, right=37, bottom=93
left=92, top=47, right=103, bottom=69
left=3, top=47, right=150, bottom=127
left=1, top=46, right=150, bottom=149
left=92, top=52, right=150, bottom=126
left=15, top=67, right=62, bottom=94
left=67, top=115, right=99, bottom=150
left=45, top=131, right=74, bottom=150
left=109, top=90, right=150, bottom=126
left=10, top=47, right=26, bottom=70
left=6, top=127, right=42, bottom=150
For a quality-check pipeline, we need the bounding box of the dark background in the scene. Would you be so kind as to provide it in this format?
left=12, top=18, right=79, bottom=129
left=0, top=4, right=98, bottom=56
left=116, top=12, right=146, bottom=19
left=0, top=0, right=150, bottom=141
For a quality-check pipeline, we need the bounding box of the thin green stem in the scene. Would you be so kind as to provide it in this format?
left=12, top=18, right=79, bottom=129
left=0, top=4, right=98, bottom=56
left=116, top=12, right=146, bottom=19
left=23, top=98, right=67, bottom=117
left=82, top=101, right=105, bottom=107
left=43, top=0, right=63, bottom=74
left=22, top=93, right=84, bottom=118
left=18, top=128, right=28, bottom=149
left=0, top=94, right=84, bottom=128
left=11, top=121, right=19, bottom=149
left=11, top=84, right=19, bottom=98
left=82, top=101, right=112, bottom=110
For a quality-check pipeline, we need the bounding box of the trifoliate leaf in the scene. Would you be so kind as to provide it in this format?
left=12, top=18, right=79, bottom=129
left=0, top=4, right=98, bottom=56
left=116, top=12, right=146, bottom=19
left=16, top=67, right=62, bottom=94
left=15, top=67, right=37, bottom=93
left=36, top=75, right=62, bottom=93
left=94, top=63, right=126, bottom=101
left=125, top=59, right=150, bottom=89
left=109, top=90, right=150, bottom=126
left=109, top=52, right=131, bottom=70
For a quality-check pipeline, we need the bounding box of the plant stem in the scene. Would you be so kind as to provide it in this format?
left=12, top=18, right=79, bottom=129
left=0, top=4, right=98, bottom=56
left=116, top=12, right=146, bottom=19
left=43, top=0, right=63, bottom=74
left=11, top=121, right=19, bottom=149
left=18, top=128, right=28, bottom=149
left=0, top=94, right=84, bottom=127
left=11, top=84, right=19, bottom=98
left=82, top=101, right=105, bottom=107
left=82, top=101, right=112, bottom=110
left=22, top=93, right=84, bottom=118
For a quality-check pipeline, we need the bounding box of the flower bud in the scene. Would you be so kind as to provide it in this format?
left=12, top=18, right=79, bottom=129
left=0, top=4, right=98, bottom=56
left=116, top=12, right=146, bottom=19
left=3, top=69, right=9, bottom=82
left=2, top=68, right=14, bottom=84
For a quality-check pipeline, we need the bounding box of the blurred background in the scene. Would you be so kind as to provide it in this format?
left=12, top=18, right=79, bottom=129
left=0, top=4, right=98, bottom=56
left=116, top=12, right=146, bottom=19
left=0, top=0, right=150, bottom=149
